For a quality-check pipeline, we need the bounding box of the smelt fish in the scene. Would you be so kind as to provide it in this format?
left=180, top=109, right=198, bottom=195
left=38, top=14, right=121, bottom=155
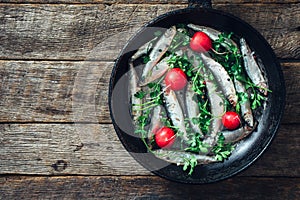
left=202, top=79, right=225, bottom=148
left=200, top=53, right=238, bottom=106
left=140, top=26, right=177, bottom=84
left=162, top=84, right=188, bottom=142
left=131, top=37, right=158, bottom=61
left=128, top=62, right=142, bottom=123
left=234, top=77, right=254, bottom=127
left=223, top=123, right=257, bottom=144
left=153, top=149, right=217, bottom=165
left=148, top=105, right=164, bottom=140
left=185, top=83, right=204, bottom=137
left=240, top=38, right=268, bottom=95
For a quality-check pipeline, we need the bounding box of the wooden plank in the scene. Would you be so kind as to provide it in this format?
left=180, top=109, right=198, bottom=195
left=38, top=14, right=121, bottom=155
left=0, top=61, right=298, bottom=123
left=0, top=124, right=299, bottom=176
left=0, top=176, right=299, bottom=199
left=0, top=4, right=299, bottom=60
left=0, top=1, right=298, bottom=4
left=0, top=123, right=150, bottom=175
left=282, top=62, right=300, bottom=124
left=0, top=60, right=110, bottom=123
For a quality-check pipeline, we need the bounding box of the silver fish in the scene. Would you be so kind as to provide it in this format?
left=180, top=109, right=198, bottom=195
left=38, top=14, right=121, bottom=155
left=175, top=89, right=186, bottom=118
left=140, top=26, right=177, bottom=83
left=200, top=53, right=238, bottom=106
left=187, top=50, right=225, bottom=148
left=240, top=38, right=268, bottom=95
left=185, top=83, right=204, bottom=137
left=153, top=149, right=217, bottom=165
left=186, top=49, right=226, bottom=146
left=187, top=23, right=239, bottom=52
left=223, top=123, right=257, bottom=144
left=148, top=105, right=164, bottom=140
left=162, top=84, right=188, bottom=142
left=202, top=79, right=225, bottom=147
left=234, top=77, right=254, bottom=127
left=131, top=37, right=158, bottom=61
left=128, top=61, right=142, bottom=123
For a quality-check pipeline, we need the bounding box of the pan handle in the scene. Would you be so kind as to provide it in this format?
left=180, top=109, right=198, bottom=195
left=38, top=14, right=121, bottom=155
left=188, top=0, right=212, bottom=8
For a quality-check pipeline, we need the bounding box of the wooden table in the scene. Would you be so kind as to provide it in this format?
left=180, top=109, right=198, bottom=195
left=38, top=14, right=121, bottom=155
left=0, top=0, right=299, bottom=199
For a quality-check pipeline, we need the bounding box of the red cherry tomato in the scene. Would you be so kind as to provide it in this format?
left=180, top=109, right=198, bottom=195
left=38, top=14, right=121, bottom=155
left=222, top=111, right=241, bottom=130
left=155, top=127, right=176, bottom=149
left=164, top=68, right=187, bottom=91
left=190, top=32, right=212, bottom=52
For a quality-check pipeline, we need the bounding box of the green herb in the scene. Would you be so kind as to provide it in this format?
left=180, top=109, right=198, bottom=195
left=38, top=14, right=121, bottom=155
left=212, top=133, right=235, bottom=161
left=197, top=101, right=212, bottom=134
left=185, top=132, right=209, bottom=154
left=236, top=92, right=249, bottom=113
left=167, top=53, right=194, bottom=76
left=212, top=32, right=244, bottom=81
left=250, top=90, right=267, bottom=110
left=148, top=82, right=163, bottom=105
left=142, top=55, right=150, bottom=64
left=183, top=155, right=198, bottom=175
left=237, top=76, right=269, bottom=110
left=134, top=90, right=147, bottom=99
left=133, top=78, right=165, bottom=140
left=134, top=109, right=151, bottom=138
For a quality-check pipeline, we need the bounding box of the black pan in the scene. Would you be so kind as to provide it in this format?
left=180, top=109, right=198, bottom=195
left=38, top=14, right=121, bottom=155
left=108, top=0, right=285, bottom=184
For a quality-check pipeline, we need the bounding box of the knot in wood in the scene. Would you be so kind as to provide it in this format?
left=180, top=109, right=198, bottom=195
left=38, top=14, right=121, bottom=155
left=51, top=160, right=68, bottom=172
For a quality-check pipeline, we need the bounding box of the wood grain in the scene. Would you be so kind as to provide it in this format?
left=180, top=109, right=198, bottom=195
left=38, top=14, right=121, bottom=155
left=0, top=61, right=298, bottom=123
left=0, top=3, right=299, bottom=60
left=0, top=123, right=298, bottom=176
left=0, top=176, right=299, bottom=200
left=0, top=1, right=298, bottom=198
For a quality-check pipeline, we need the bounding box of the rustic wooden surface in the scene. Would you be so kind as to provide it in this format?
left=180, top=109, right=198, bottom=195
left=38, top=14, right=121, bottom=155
left=0, top=0, right=299, bottom=199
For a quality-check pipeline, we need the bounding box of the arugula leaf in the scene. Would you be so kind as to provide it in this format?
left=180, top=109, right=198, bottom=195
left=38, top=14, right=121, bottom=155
left=212, top=133, right=235, bottom=161
left=183, top=155, right=198, bottom=175
left=142, top=55, right=151, bottom=64
left=185, top=132, right=209, bottom=154
left=236, top=92, right=249, bottom=113
left=134, top=109, right=151, bottom=138
left=134, top=91, right=146, bottom=99
left=167, top=53, right=193, bottom=75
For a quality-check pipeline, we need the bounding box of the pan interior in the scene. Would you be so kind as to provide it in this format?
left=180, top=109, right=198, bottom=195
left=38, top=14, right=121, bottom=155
left=109, top=7, right=285, bottom=184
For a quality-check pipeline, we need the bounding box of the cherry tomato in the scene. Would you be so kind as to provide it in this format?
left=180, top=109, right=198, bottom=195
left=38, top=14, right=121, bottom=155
left=164, top=68, right=187, bottom=91
left=155, top=127, right=176, bottom=149
left=190, top=31, right=212, bottom=52
left=222, top=111, right=241, bottom=130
